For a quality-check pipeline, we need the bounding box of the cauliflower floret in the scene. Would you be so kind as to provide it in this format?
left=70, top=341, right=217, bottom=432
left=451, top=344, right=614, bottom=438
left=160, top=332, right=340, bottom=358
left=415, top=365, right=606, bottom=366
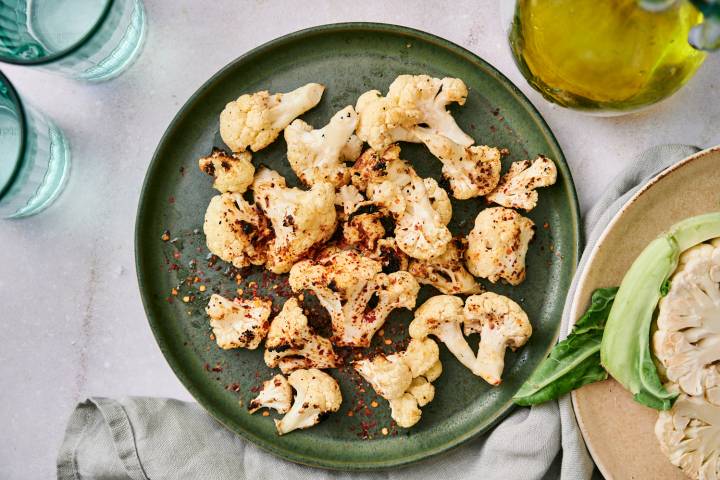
left=355, top=75, right=474, bottom=151
left=198, top=148, right=255, bottom=194
left=264, top=298, right=338, bottom=374
left=206, top=294, right=272, bottom=350
left=289, top=249, right=419, bottom=346
left=342, top=212, right=386, bottom=251
left=415, top=128, right=503, bottom=200
left=464, top=292, right=532, bottom=385
left=354, top=354, right=413, bottom=400
left=335, top=184, right=366, bottom=218
left=654, top=242, right=720, bottom=396
left=275, top=368, right=342, bottom=435
left=656, top=389, right=720, bottom=480
left=409, top=295, right=477, bottom=373
left=203, top=193, right=271, bottom=268
left=285, top=105, right=362, bottom=187
left=409, top=238, right=483, bottom=295
left=424, top=360, right=443, bottom=382
left=465, top=207, right=535, bottom=285
left=252, top=167, right=337, bottom=273
left=389, top=393, right=423, bottom=428
left=248, top=374, right=293, bottom=414
left=487, top=156, right=558, bottom=211
left=220, top=83, right=324, bottom=152
left=407, top=376, right=435, bottom=407
left=351, top=146, right=452, bottom=260
left=354, top=338, right=441, bottom=428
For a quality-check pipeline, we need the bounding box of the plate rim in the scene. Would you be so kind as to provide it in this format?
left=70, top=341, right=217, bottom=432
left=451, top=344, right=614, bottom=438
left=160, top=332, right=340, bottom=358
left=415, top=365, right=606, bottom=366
left=135, top=21, right=581, bottom=470
left=569, top=145, right=720, bottom=480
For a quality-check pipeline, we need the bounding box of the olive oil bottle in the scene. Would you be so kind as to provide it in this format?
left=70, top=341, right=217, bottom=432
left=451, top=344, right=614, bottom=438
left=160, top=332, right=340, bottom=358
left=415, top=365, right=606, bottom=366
left=509, top=0, right=706, bottom=113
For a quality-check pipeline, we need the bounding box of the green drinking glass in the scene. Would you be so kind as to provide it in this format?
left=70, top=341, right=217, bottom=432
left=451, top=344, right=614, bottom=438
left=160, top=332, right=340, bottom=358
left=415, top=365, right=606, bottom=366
left=0, top=0, right=146, bottom=82
left=0, top=70, right=70, bottom=218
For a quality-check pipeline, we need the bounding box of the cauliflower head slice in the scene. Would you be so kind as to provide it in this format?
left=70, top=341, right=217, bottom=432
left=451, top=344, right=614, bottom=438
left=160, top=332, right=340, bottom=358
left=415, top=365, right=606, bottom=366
left=656, top=390, right=720, bottom=480
left=203, top=193, right=270, bottom=268
left=264, top=298, right=338, bottom=374
left=415, top=128, right=503, bottom=200
left=198, top=148, right=255, bottom=194
left=275, top=368, right=342, bottom=435
left=248, top=374, right=293, bottom=414
left=252, top=167, right=337, bottom=273
left=206, top=294, right=272, bottom=350
left=220, top=83, right=324, bottom=152
left=487, top=156, right=558, bottom=211
left=409, top=238, right=483, bottom=295
left=284, top=105, right=362, bottom=187
left=654, top=242, right=720, bottom=396
left=409, top=295, right=477, bottom=372
left=466, top=207, right=535, bottom=285
left=464, top=292, right=532, bottom=385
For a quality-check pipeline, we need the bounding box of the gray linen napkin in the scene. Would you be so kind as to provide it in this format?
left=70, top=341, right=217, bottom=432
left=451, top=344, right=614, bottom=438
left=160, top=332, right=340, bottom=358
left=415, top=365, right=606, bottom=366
left=57, top=144, right=700, bottom=480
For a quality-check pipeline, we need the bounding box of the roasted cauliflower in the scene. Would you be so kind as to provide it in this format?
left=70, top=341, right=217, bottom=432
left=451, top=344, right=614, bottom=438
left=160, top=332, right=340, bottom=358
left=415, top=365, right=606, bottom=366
left=220, top=83, right=324, bottom=152
left=206, top=294, right=272, bottom=350
left=415, top=128, right=503, bottom=200
left=355, top=75, right=474, bottom=150
left=487, top=156, right=557, bottom=211
left=275, top=368, right=342, bottom=435
left=289, top=249, right=419, bottom=347
left=465, top=207, right=535, bottom=285
left=342, top=211, right=386, bottom=252
left=464, top=292, right=532, bottom=385
left=252, top=167, right=337, bottom=273
left=285, top=105, right=362, bottom=187
left=409, top=238, right=483, bottom=295
left=198, top=148, right=255, bottom=194
left=354, top=337, right=441, bottom=428
left=248, top=374, right=293, bottom=414
left=350, top=145, right=452, bottom=260
left=203, top=193, right=270, bottom=268
left=264, top=297, right=338, bottom=374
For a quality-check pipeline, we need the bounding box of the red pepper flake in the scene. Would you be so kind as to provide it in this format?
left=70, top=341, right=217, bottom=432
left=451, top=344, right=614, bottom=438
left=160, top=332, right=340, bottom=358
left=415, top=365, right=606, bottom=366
left=543, top=222, right=550, bottom=229
left=227, top=383, right=241, bottom=392
left=161, top=230, right=171, bottom=241
left=179, top=166, right=186, bottom=176
left=173, top=251, right=181, bottom=260
left=168, top=196, right=175, bottom=204
left=203, top=363, right=211, bottom=372
left=211, top=363, right=223, bottom=372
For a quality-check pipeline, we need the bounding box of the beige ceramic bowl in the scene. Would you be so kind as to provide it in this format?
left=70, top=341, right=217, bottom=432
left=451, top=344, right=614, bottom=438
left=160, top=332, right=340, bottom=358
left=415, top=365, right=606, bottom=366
left=569, top=146, right=720, bottom=480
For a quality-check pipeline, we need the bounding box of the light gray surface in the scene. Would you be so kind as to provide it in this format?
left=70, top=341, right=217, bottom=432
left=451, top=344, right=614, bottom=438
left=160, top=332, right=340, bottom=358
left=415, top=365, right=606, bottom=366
left=0, top=1, right=718, bottom=479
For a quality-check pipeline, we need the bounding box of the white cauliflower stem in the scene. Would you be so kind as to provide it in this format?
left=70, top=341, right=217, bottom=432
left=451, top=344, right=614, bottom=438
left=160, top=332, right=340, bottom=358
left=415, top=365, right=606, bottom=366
left=409, top=238, right=483, bottom=295
left=285, top=105, right=362, bottom=187
left=248, top=374, right=293, bottom=414
left=414, top=128, right=503, bottom=200
left=264, top=298, right=338, bottom=374
left=466, top=207, right=535, bottom=285
left=350, top=145, right=452, bottom=260
left=206, top=294, right=272, bottom=350
left=409, top=295, right=477, bottom=372
left=464, top=292, right=532, bottom=385
left=355, top=75, right=474, bottom=150
left=203, top=193, right=270, bottom=268
left=354, top=338, right=441, bottom=428
left=252, top=167, right=337, bottom=273
left=275, top=369, right=342, bottom=435
left=220, top=83, right=324, bottom=152
left=198, top=148, right=255, bottom=194
left=289, top=249, right=419, bottom=347
left=487, top=156, right=557, bottom=211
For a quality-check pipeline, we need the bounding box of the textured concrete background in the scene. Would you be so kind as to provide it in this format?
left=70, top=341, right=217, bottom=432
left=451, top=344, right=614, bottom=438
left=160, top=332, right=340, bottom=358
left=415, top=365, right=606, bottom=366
left=1, top=1, right=718, bottom=478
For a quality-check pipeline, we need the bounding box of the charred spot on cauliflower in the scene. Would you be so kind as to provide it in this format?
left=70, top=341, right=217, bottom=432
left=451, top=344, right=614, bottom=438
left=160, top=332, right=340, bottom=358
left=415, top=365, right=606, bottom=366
left=198, top=148, right=255, bottom=194
left=264, top=297, right=338, bottom=374
left=487, top=156, right=557, bottom=211
left=220, top=83, right=324, bottom=152
left=285, top=105, right=362, bottom=187
left=465, top=207, right=535, bottom=286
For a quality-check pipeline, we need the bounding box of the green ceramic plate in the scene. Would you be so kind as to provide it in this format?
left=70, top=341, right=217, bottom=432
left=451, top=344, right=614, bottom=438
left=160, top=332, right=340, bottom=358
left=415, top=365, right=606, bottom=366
left=135, top=23, right=580, bottom=470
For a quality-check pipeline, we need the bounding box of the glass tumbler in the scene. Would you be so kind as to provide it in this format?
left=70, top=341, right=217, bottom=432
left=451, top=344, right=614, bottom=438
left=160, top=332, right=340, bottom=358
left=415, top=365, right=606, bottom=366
left=0, top=0, right=146, bottom=82
left=0, top=71, right=70, bottom=218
